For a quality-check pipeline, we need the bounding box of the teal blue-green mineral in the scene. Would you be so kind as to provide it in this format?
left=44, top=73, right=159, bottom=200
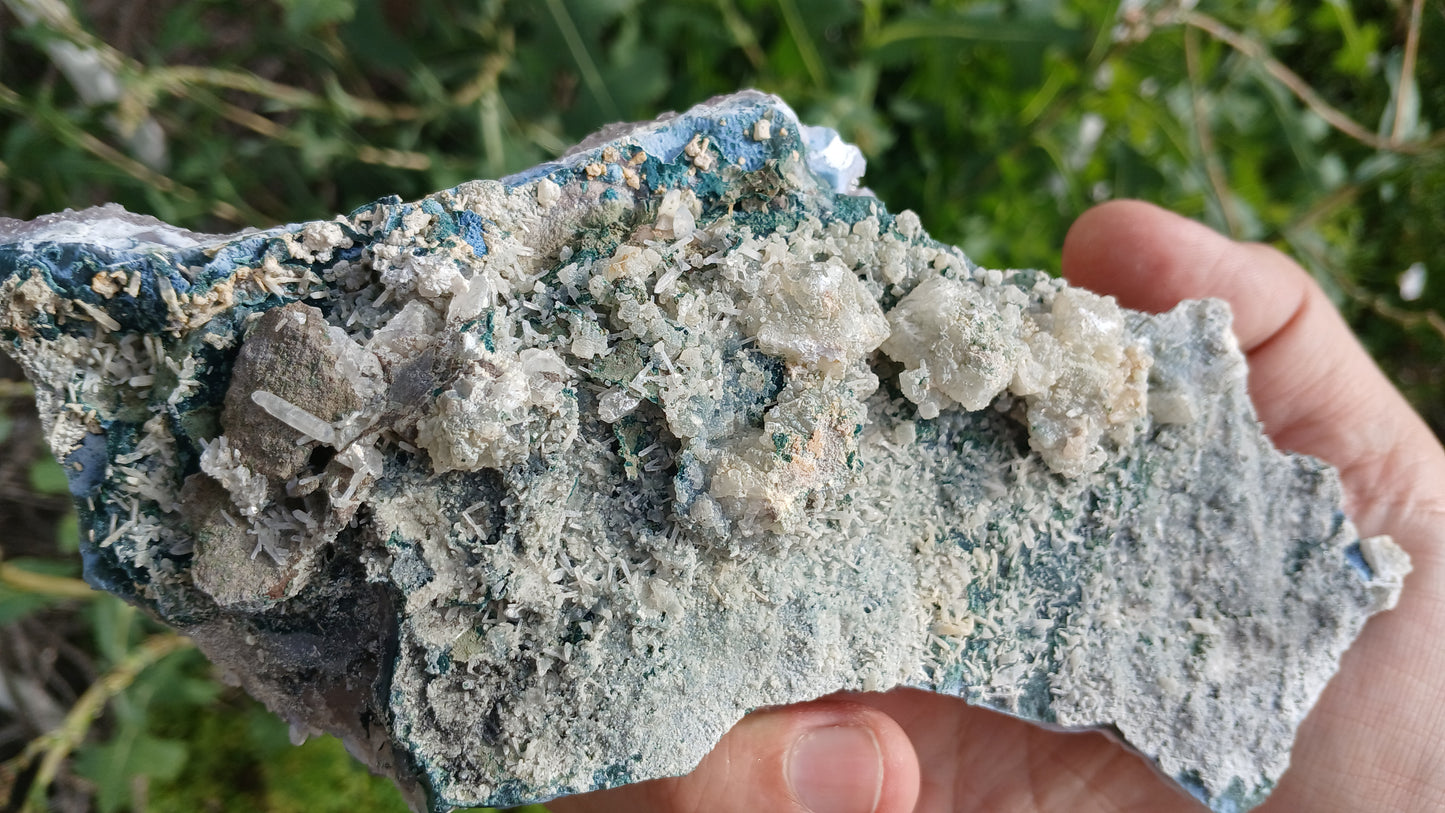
left=0, top=92, right=1409, bottom=813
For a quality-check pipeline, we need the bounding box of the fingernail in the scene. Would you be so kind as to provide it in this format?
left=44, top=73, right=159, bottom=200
left=787, top=724, right=883, bottom=813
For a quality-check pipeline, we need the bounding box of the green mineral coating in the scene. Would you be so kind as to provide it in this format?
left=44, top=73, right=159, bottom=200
left=0, top=92, right=1411, bottom=813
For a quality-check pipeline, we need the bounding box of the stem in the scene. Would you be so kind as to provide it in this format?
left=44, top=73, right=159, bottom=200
left=0, top=81, right=254, bottom=224
left=1392, top=0, right=1424, bottom=142
left=5, top=634, right=191, bottom=812
left=0, top=562, right=95, bottom=600
left=1181, top=10, right=1445, bottom=155
left=543, top=0, right=618, bottom=119
left=1184, top=27, right=1242, bottom=238
left=1, top=0, right=167, bottom=168
left=142, top=66, right=423, bottom=122
left=713, top=0, right=768, bottom=71
left=777, top=0, right=826, bottom=89
left=0, top=379, right=36, bottom=398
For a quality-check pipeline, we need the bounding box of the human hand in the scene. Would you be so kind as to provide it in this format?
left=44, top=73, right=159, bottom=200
left=548, top=201, right=1445, bottom=813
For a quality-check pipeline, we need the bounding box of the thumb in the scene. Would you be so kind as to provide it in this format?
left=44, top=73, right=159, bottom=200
left=547, top=697, right=920, bottom=813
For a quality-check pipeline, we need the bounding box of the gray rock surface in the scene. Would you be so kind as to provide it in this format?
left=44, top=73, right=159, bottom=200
left=0, top=91, right=1409, bottom=812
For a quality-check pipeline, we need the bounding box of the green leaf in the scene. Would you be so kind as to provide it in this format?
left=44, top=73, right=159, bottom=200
left=0, top=586, right=58, bottom=624
left=2, top=556, right=78, bottom=578
left=869, top=7, right=1083, bottom=54
left=275, top=0, right=357, bottom=34
left=89, top=595, right=140, bottom=666
left=0, top=557, right=84, bottom=622
left=28, top=454, right=70, bottom=495
left=55, top=509, right=80, bottom=553
left=75, top=734, right=189, bottom=813
left=127, top=647, right=224, bottom=711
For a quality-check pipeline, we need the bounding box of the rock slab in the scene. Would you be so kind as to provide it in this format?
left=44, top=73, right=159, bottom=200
left=0, top=92, right=1409, bottom=812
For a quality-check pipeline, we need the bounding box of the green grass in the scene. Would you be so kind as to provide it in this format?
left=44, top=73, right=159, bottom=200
left=1, top=1, right=1442, bottom=810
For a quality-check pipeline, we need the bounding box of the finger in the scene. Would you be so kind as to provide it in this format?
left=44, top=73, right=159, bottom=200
left=547, top=697, right=920, bottom=813
left=839, top=688, right=1203, bottom=812
left=1059, top=200, right=1308, bottom=351
left=1060, top=200, right=1445, bottom=541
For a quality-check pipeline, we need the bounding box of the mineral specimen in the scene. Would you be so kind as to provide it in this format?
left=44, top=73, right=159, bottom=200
left=0, top=91, right=1409, bottom=813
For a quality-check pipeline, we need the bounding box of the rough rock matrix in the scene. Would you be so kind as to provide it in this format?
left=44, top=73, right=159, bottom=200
left=0, top=92, right=1409, bottom=812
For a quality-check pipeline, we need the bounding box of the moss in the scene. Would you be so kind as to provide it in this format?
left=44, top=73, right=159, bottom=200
left=147, top=696, right=408, bottom=813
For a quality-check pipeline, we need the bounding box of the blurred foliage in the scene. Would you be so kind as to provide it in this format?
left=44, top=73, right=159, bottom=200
left=0, top=0, right=1442, bottom=811
left=144, top=682, right=408, bottom=813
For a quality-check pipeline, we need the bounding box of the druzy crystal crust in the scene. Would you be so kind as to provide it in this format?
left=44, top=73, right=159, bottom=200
left=0, top=92, right=1408, bottom=812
